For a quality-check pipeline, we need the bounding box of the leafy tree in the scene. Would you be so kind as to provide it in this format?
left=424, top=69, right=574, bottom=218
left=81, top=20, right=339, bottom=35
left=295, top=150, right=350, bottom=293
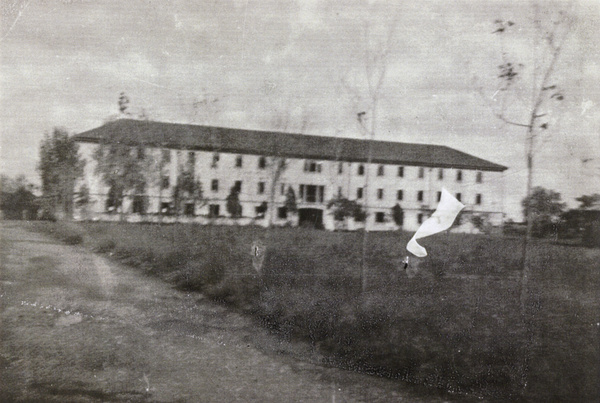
left=37, top=128, right=84, bottom=219
left=226, top=185, right=242, bottom=218
left=92, top=132, right=152, bottom=218
left=391, top=203, right=404, bottom=227
left=0, top=175, right=37, bottom=220
left=172, top=170, right=203, bottom=216
left=284, top=186, right=297, bottom=214
left=327, top=196, right=366, bottom=222
left=576, top=193, right=600, bottom=209
left=521, top=187, right=566, bottom=238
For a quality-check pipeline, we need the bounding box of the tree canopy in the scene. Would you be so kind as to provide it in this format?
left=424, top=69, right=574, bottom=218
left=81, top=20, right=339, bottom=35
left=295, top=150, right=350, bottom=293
left=521, top=187, right=566, bottom=237
left=37, top=128, right=84, bottom=219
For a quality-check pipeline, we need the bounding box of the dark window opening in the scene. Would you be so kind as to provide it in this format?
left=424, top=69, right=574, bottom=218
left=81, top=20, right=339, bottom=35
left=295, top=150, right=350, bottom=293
left=398, top=166, right=404, bottom=177
left=258, top=156, right=267, bottom=169
left=358, top=164, right=365, bottom=175
left=188, top=151, right=195, bottom=166
left=212, top=153, right=219, bottom=168
left=161, top=176, right=170, bottom=190
left=417, top=191, right=424, bottom=202
left=211, top=179, right=219, bottom=192
left=476, top=172, right=483, bottom=183
left=375, top=212, right=385, bottom=223
left=304, top=160, right=321, bottom=173
left=357, top=187, right=363, bottom=199
left=437, top=191, right=442, bottom=202
left=476, top=194, right=482, bottom=205
left=418, top=167, right=425, bottom=179
left=457, top=170, right=463, bottom=182
left=258, top=182, right=265, bottom=194
left=278, top=207, right=288, bottom=219
left=438, top=168, right=444, bottom=180
left=338, top=162, right=343, bottom=174
left=235, top=155, right=243, bottom=168
left=418, top=213, right=424, bottom=224
left=209, top=204, right=220, bottom=218
left=184, top=203, right=195, bottom=216
left=160, top=202, right=171, bottom=215
left=132, top=196, right=146, bottom=214
left=456, top=193, right=462, bottom=202
left=397, top=190, right=403, bottom=200
left=234, top=180, right=242, bottom=193
left=377, top=188, right=383, bottom=200
left=377, top=165, right=384, bottom=176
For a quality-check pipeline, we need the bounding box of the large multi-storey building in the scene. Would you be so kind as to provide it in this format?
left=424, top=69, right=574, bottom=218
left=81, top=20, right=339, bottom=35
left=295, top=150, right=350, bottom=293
left=73, top=119, right=507, bottom=232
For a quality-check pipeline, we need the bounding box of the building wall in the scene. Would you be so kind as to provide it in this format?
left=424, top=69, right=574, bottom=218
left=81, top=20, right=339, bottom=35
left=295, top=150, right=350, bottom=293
left=75, top=141, right=505, bottom=232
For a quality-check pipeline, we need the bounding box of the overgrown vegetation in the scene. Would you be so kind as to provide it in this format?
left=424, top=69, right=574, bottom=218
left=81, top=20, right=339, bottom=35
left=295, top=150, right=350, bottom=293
left=30, top=221, right=600, bottom=401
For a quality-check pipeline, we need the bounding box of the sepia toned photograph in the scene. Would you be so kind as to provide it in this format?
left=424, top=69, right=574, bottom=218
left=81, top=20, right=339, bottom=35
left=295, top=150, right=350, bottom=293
left=1, top=0, right=598, bottom=401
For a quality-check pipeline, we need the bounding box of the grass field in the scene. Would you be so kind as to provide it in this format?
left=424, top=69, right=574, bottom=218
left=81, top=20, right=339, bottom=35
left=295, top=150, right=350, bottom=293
left=30, top=221, right=599, bottom=401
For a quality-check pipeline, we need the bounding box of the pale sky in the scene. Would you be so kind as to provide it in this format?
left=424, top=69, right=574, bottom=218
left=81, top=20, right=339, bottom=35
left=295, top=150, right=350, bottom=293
left=1, top=0, right=598, bottom=220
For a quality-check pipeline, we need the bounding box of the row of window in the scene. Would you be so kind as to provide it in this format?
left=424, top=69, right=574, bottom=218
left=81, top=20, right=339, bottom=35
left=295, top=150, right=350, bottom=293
left=354, top=188, right=483, bottom=205
left=160, top=151, right=485, bottom=183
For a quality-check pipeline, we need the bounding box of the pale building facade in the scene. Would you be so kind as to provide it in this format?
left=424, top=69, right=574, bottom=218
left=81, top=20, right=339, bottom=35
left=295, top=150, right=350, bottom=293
left=74, top=119, right=507, bottom=232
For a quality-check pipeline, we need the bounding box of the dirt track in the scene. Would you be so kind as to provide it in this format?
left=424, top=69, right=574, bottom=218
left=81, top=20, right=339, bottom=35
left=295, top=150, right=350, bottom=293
left=0, top=221, right=448, bottom=402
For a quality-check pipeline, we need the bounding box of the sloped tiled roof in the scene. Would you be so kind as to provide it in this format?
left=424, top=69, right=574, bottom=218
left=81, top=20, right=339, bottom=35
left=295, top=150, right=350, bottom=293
left=75, top=119, right=507, bottom=172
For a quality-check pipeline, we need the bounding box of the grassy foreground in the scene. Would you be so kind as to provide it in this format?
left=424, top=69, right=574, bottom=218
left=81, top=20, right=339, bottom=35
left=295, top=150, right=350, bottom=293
left=30, top=221, right=599, bottom=401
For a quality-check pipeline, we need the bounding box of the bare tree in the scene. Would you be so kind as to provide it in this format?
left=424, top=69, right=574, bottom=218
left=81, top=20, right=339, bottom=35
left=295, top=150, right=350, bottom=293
left=265, top=106, right=310, bottom=228
left=485, top=7, right=573, bottom=309
left=343, top=11, right=398, bottom=293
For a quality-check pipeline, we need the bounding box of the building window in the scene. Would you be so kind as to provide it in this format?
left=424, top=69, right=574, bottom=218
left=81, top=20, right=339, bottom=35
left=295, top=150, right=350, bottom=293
left=418, top=167, right=425, bottom=179
left=255, top=203, right=267, bottom=219
left=211, top=179, right=219, bottom=192
left=304, top=160, right=321, bottom=173
left=456, top=170, right=463, bottom=182
left=338, top=162, right=343, bottom=174
left=184, top=203, right=195, bottom=216
left=299, top=184, right=304, bottom=200
left=475, top=193, right=482, bottom=205
left=235, top=155, right=243, bottom=168
left=438, top=168, right=444, bottom=180
left=209, top=204, right=220, bottom=218
left=377, top=165, right=384, bottom=176
left=258, top=182, right=265, bottom=194
left=161, top=175, right=170, bottom=190
left=278, top=207, right=288, bottom=219
left=417, top=213, right=424, bottom=224
left=375, top=212, right=385, bottom=223
left=258, top=156, right=266, bottom=169
left=160, top=202, right=171, bottom=215
left=456, top=193, right=462, bottom=202
left=234, top=180, right=242, bottom=193
left=377, top=188, right=384, bottom=200
left=318, top=185, right=324, bottom=203
left=476, top=172, right=483, bottom=183
left=398, top=166, right=404, bottom=177
left=280, top=183, right=285, bottom=195
left=417, top=190, right=424, bottom=202
left=397, top=190, right=403, bottom=200
left=437, top=191, right=442, bottom=202
left=357, top=187, right=363, bottom=199
left=162, top=149, right=171, bottom=163
left=188, top=151, right=195, bottom=166
left=212, top=153, right=220, bottom=168
left=132, top=196, right=145, bottom=214
left=358, top=164, right=365, bottom=175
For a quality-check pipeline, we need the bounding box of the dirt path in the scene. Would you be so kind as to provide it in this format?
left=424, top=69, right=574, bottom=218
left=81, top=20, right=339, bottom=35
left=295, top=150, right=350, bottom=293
left=0, top=221, right=448, bottom=402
